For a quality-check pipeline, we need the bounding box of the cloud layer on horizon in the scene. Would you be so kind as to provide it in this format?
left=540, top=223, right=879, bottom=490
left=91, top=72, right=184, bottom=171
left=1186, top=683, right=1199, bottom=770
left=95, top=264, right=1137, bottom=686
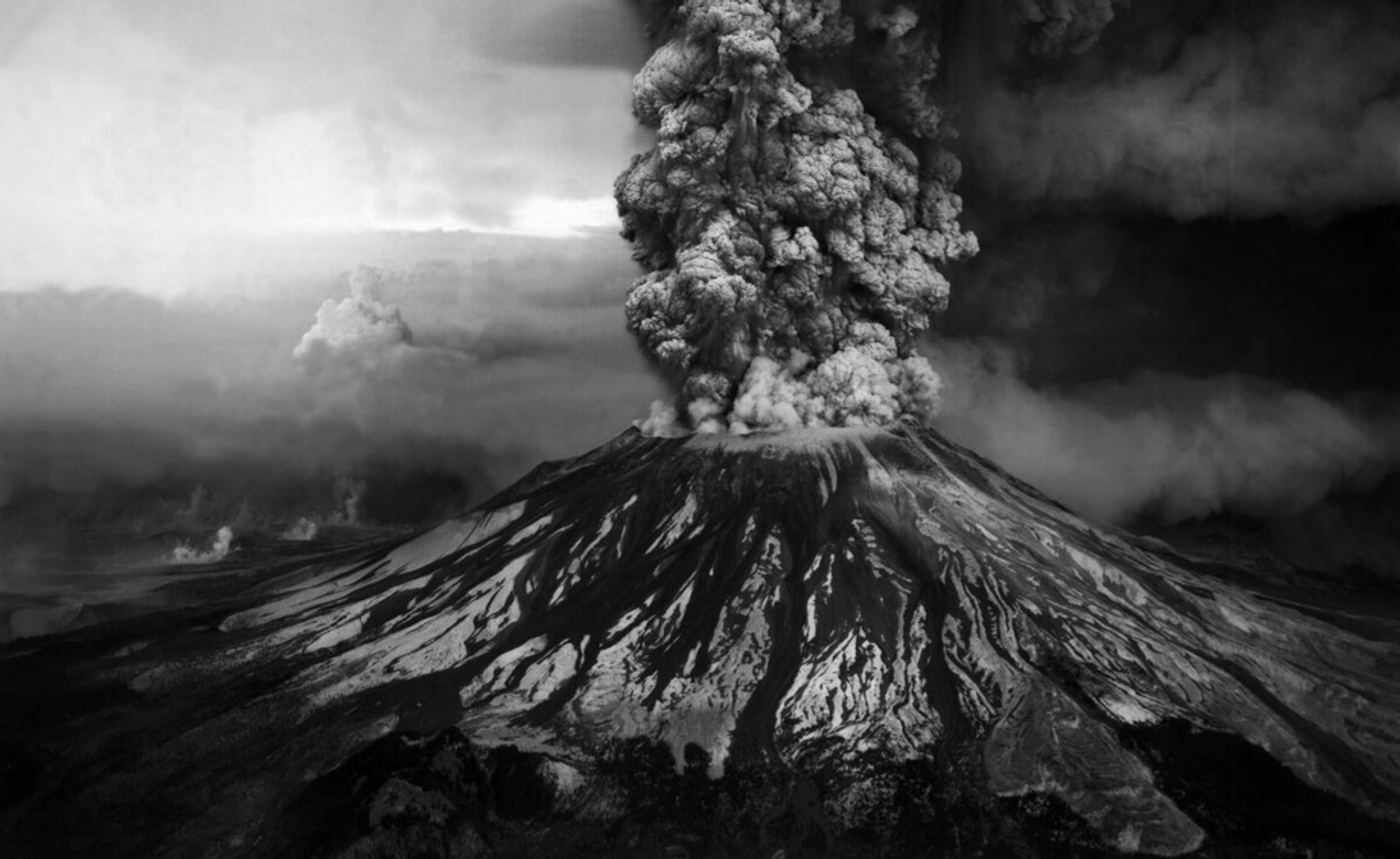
left=0, top=233, right=665, bottom=588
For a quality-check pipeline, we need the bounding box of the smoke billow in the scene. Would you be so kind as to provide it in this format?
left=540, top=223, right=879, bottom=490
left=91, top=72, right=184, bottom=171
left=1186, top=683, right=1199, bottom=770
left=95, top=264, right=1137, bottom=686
left=293, top=266, right=413, bottom=360
left=927, top=340, right=1400, bottom=526
left=617, top=0, right=977, bottom=433
left=281, top=518, right=319, bottom=542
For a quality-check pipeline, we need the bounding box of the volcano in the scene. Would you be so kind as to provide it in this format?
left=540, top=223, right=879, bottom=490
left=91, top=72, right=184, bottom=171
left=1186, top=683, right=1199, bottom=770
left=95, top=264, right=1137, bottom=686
left=5, top=424, right=1400, bottom=858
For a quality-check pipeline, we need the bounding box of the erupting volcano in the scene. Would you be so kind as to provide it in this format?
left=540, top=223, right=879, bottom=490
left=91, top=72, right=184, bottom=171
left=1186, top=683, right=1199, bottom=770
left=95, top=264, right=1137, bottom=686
left=7, top=424, right=1400, bottom=857
left=5, top=1, right=1400, bottom=858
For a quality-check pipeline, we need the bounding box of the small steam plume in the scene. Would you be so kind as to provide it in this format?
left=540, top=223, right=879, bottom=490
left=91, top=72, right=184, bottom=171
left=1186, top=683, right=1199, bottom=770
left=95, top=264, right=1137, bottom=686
left=294, top=266, right=413, bottom=360
left=327, top=476, right=366, bottom=526
left=281, top=517, right=319, bottom=542
left=276, top=476, right=365, bottom=540
left=618, top=0, right=977, bottom=433
left=170, top=525, right=234, bottom=565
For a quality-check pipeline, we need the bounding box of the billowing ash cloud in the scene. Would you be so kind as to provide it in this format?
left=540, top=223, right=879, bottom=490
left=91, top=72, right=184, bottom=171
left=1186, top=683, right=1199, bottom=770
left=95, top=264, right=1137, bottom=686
left=617, top=0, right=977, bottom=433
left=927, top=340, right=1400, bottom=525
left=954, top=0, right=1400, bottom=219
left=294, top=266, right=413, bottom=360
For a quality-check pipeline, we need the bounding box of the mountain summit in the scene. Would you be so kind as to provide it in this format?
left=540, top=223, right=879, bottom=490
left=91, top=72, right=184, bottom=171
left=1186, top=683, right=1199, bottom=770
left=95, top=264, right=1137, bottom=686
left=6, top=425, right=1400, bottom=857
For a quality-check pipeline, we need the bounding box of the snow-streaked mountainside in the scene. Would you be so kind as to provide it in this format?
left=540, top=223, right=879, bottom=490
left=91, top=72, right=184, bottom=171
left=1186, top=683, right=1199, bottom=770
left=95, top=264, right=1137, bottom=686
left=6, top=424, right=1400, bottom=858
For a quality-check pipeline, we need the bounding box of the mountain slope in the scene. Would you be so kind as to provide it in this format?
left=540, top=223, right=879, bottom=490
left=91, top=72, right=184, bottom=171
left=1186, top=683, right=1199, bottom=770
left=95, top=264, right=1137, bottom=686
left=6, top=424, right=1400, bottom=857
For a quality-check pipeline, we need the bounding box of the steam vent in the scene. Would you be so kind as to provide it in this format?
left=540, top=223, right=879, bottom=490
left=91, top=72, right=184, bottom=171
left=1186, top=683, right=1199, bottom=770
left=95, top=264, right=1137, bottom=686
left=6, top=424, right=1400, bottom=857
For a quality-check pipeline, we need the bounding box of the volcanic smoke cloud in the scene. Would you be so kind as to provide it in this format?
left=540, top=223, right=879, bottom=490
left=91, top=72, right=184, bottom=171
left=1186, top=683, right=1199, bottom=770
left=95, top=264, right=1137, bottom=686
left=617, top=0, right=977, bottom=433
left=927, top=340, right=1400, bottom=526
left=294, top=266, right=413, bottom=360
left=954, top=0, right=1400, bottom=219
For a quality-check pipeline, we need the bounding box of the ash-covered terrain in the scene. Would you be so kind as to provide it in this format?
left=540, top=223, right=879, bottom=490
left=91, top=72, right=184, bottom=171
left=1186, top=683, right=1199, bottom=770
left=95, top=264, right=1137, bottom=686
left=5, top=423, right=1400, bottom=858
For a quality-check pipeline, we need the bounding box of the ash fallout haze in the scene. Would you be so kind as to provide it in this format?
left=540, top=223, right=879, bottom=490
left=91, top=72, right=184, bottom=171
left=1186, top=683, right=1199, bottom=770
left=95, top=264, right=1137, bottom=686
left=2, top=1, right=1400, bottom=858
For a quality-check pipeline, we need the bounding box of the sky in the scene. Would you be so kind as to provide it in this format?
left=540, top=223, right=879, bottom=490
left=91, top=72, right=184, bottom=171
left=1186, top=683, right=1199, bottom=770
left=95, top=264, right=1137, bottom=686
left=0, top=0, right=664, bottom=586
left=0, top=0, right=650, bottom=268
left=2, top=0, right=1399, bottom=592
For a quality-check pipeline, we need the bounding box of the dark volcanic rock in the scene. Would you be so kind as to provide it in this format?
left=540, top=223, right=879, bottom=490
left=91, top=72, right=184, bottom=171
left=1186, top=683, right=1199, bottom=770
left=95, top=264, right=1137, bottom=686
left=4, top=424, right=1400, bottom=858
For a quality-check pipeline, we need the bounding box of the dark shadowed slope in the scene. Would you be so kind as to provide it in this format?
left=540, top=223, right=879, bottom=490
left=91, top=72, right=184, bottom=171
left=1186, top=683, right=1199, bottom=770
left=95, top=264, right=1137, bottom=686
left=4, top=425, right=1400, bottom=857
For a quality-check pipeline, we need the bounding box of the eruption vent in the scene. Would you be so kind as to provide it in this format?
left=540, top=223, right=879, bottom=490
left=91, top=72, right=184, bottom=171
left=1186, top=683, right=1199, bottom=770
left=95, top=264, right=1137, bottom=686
left=617, top=0, right=977, bottom=433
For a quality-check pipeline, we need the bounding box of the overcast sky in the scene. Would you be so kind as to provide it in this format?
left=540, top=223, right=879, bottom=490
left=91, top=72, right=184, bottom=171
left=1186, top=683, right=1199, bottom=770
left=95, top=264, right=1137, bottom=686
left=0, top=0, right=668, bottom=582
left=0, top=0, right=652, bottom=293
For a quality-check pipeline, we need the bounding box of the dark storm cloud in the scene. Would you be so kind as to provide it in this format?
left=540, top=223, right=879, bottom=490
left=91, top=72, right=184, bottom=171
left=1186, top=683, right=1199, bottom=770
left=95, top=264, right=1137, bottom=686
left=953, top=0, right=1400, bottom=219
left=923, top=0, right=1400, bottom=569
left=1002, top=0, right=1132, bottom=58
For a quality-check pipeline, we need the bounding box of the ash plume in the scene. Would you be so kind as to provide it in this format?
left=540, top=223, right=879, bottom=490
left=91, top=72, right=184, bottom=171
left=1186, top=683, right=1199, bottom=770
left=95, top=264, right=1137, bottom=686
left=617, top=0, right=977, bottom=433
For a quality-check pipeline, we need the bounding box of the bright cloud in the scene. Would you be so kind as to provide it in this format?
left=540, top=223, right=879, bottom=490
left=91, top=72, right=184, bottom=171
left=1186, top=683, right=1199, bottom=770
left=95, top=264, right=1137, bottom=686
left=502, top=196, right=621, bottom=238
left=0, top=0, right=646, bottom=298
